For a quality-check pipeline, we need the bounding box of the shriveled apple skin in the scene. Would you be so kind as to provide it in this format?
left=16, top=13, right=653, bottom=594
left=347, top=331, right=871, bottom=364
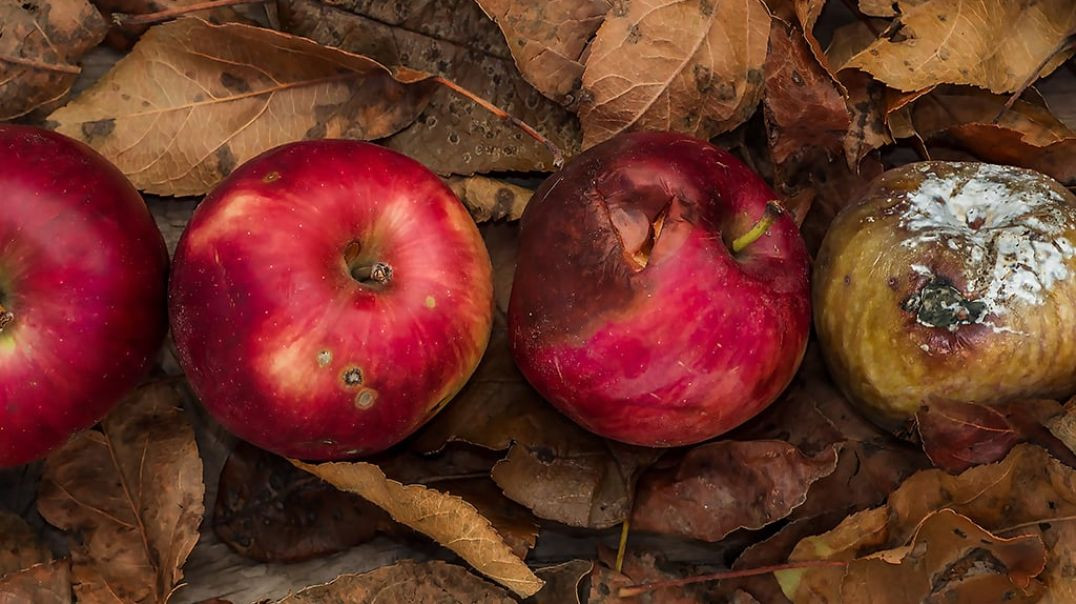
left=170, top=141, right=493, bottom=460
left=0, top=125, right=168, bottom=467
left=815, top=162, right=1076, bottom=431
left=509, top=131, right=811, bottom=447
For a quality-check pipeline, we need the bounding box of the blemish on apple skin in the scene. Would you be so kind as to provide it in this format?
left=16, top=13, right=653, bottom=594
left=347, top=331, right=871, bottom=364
left=317, top=350, right=332, bottom=367
left=354, top=388, right=377, bottom=410
left=341, top=366, right=363, bottom=387
left=425, top=295, right=436, bottom=309
left=263, top=171, right=281, bottom=183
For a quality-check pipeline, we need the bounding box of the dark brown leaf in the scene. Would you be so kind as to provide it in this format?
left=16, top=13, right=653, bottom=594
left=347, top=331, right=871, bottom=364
left=631, top=441, right=839, bottom=542
left=447, top=176, right=533, bottom=223
left=278, top=0, right=580, bottom=175
left=0, top=511, right=51, bottom=578
left=49, top=18, right=437, bottom=196
left=37, top=381, right=204, bottom=604
left=0, top=560, right=72, bottom=604
left=276, top=560, right=514, bottom=603
left=0, top=0, right=106, bottom=120
left=589, top=550, right=709, bottom=604
left=525, top=560, right=593, bottom=604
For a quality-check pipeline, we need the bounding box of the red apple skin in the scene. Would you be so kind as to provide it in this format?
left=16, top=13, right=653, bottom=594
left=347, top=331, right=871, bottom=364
left=509, top=131, right=811, bottom=447
left=170, top=140, right=493, bottom=460
left=0, top=125, right=168, bottom=467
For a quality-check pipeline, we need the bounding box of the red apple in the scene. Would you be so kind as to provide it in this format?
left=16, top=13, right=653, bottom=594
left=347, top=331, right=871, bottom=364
left=169, top=140, right=493, bottom=460
left=508, top=131, right=811, bottom=447
left=0, top=125, right=168, bottom=467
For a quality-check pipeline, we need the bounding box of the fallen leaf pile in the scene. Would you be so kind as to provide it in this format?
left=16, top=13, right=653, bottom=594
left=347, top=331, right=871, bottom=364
left=2, top=0, right=1075, bottom=602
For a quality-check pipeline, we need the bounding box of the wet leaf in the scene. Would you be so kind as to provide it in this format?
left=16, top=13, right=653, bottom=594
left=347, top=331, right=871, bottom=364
left=578, top=0, right=771, bottom=148
left=474, top=0, right=611, bottom=106
left=278, top=0, right=580, bottom=175
left=276, top=560, right=513, bottom=603
left=0, top=511, right=51, bottom=578
left=0, top=0, right=107, bottom=120
left=447, top=176, right=533, bottom=223
left=37, top=381, right=204, bottom=604
left=48, top=18, right=437, bottom=196
left=292, top=459, right=542, bottom=598
left=630, top=440, right=839, bottom=542
left=526, top=560, right=593, bottom=604
left=0, top=560, right=72, bottom=604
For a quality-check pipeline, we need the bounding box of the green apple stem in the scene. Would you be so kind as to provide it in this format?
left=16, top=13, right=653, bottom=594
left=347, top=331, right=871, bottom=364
left=0, top=305, right=12, bottom=333
left=731, top=201, right=784, bottom=253
left=352, top=262, right=393, bottom=286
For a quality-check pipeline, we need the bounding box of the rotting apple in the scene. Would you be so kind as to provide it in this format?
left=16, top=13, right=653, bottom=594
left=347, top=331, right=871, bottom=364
left=815, top=161, right=1076, bottom=433
left=508, top=131, right=811, bottom=447
left=0, top=125, right=168, bottom=467
left=169, top=140, right=494, bottom=460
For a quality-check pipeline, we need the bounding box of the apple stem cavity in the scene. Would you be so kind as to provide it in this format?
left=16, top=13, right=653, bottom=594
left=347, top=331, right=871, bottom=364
left=0, top=305, right=11, bottom=333
left=352, top=262, right=393, bottom=286
left=731, top=200, right=784, bottom=254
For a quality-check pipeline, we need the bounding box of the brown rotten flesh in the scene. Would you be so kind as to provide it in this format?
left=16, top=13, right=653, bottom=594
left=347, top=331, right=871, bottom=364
left=814, top=161, right=1076, bottom=432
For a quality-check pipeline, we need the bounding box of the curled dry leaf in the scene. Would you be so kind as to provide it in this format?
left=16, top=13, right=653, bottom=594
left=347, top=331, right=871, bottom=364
left=0, top=560, right=72, bottom=604
left=435, top=478, right=539, bottom=560
left=276, top=560, right=513, bottom=603
left=526, top=560, right=593, bottom=604
left=474, top=0, right=611, bottom=106
left=48, top=18, right=437, bottom=196
left=630, top=440, right=839, bottom=542
left=37, top=381, right=204, bottom=604
left=843, top=0, right=1076, bottom=94
left=578, top=0, right=771, bottom=148
left=0, top=511, right=51, bottom=577
left=0, top=0, right=107, bottom=120
left=278, top=0, right=580, bottom=175
left=291, top=459, right=542, bottom=598
left=447, top=176, right=533, bottom=223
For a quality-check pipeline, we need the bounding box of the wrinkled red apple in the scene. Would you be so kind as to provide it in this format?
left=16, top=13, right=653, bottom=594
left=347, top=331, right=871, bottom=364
left=170, top=140, right=493, bottom=460
left=0, top=125, right=168, bottom=467
left=509, top=131, right=811, bottom=447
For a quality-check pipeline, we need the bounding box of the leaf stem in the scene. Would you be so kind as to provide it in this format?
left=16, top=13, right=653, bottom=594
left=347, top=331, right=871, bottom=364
left=617, top=560, right=848, bottom=598
left=112, top=0, right=269, bottom=26
left=998, top=514, right=1076, bottom=534
left=0, top=54, right=80, bottom=75
left=731, top=201, right=784, bottom=253
left=431, top=76, right=564, bottom=169
left=615, top=518, right=630, bottom=573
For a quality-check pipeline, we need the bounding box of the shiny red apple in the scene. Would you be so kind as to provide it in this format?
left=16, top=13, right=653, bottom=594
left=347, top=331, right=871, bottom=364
left=0, top=125, right=168, bottom=467
left=169, top=140, right=493, bottom=460
left=509, top=131, right=811, bottom=447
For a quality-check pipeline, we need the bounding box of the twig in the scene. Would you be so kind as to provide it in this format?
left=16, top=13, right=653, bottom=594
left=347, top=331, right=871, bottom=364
left=0, top=54, right=80, bottom=75
left=615, top=519, right=630, bottom=573
left=998, top=514, right=1076, bottom=535
left=994, top=31, right=1076, bottom=123
left=113, top=0, right=268, bottom=26
left=617, top=560, right=849, bottom=598
left=431, top=75, right=565, bottom=168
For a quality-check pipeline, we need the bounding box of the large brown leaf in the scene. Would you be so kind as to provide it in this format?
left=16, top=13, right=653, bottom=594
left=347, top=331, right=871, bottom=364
left=37, top=381, right=204, bottom=604
left=276, top=560, right=513, bottom=603
left=630, top=440, right=839, bottom=542
left=292, top=459, right=542, bottom=598
left=474, top=0, right=610, bottom=106
left=48, top=18, right=437, bottom=196
left=578, top=0, right=771, bottom=148
left=0, top=560, right=72, bottom=604
left=278, top=0, right=580, bottom=175
left=0, top=0, right=106, bottom=120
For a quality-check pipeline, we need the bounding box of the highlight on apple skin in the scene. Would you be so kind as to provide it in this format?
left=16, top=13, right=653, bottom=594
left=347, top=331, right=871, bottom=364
left=0, top=125, right=169, bottom=467
left=508, top=131, right=812, bottom=447
left=169, top=140, right=494, bottom=460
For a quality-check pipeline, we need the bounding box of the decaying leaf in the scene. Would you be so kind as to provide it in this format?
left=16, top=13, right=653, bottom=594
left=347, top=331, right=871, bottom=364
left=589, top=549, right=709, bottom=604
left=1046, top=398, right=1076, bottom=454
left=631, top=440, right=839, bottom=542
left=0, top=0, right=107, bottom=120
left=578, top=0, right=771, bottom=148
left=0, top=511, right=51, bottom=578
left=276, top=560, right=514, bottom=603
left=526, top=560, right=593, bottom=604
left=0, top=560, right=72, bottom=604
left=842, top=0, right=1076, bottom=93
left=92, top=0, right=262, bottom=50
left=37, top=381, right=204, bottom=604
left=48, top=18, right=437, bottom=196
left=436, top=478, right=539, bottom=560
left=292, top=459, right=542, bottom=598
left=447, top=176, right=534, bottom=223
left=474, top=0, right=611, bottom=106
left=278, top=0, right=580, bottom=175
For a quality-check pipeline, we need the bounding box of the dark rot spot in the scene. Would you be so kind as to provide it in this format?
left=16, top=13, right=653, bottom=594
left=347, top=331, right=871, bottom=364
left=902, top=278, right=986, bottom=330
left=219, top=72, right=251, bottom=94
left=843, top=275, right=851, bottom=286
left=216, top=146, right=237, bottom=176
left=81, top=118, right=115, bottom=141
left=341, top=367, right=363, bottom=387
left=263, top=171, right=281, bottom=184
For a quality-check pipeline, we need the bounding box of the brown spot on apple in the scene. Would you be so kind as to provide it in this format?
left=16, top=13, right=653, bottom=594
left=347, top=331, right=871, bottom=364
left=263, top=171, right=281, bottom=183
left=341, top=366, right=363, bottom=387
left=354, top=388, right=377, bottom=409
left=316, top=350, right=332, bottom=367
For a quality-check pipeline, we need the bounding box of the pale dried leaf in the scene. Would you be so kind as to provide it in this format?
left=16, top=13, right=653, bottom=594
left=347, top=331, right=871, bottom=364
left=578, top=0, right=771, bottom=148
left=0, top=0, right=106, bottom=120
left=447, top=176, right=533, bottom=223
left=48, top=18, right=436, bottom=196
left=37, top=382, right=205, bottom=604
left=0, top=511, right=50, bottom=578
left=0, top=560, right=71, bottom=604
left=474, top=0, right=611, bottom=105
left=292, top=459, right=542, bottom=598
left=276, top=560, right=513, bottom=603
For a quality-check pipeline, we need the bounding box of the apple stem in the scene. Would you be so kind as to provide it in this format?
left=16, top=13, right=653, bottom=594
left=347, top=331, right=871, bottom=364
left=430, top=76, right=565, bottom=169
left=111, top=0, right=268, bottom=25
left=352, top=262, right=393, bottom=286
left=0, top=305, right=12, bottom=333
left=731, top=201, right=784, bottom=253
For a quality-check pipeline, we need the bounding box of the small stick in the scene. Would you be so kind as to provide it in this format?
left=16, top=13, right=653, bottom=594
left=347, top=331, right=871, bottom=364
left=615, top=519, right=631, bottom=573
left=112, top=0, right=268, bottom=26
left=998, top=514, right=1076, bottom=534
left=617, top=560, right=848, bottom=598
left=0, top=54, right=80, bottom=75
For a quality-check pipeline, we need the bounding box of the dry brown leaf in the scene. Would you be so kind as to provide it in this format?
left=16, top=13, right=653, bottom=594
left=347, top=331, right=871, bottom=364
left=0, top=0, right=106, bottom=120
left=278, top=0, right=580, bottom=175
left=276, top=560, right=514, bottom=603
left=0, top=511, right=50, bottom=578
left=1046, top=398, right=1076, bottom=453
left=630, top=441, right=839, bottom=542
left=48, top=18, right=436, bottom=196
left=0, top=560, right=72, bottom=604
left=589, top=549, right=709, bottom=604
left=292, top=459, right=542, bottom=598
left=578, top=0, right=771, bottom=148
left=526, top=560, right=593, bottom=604
left=474, top=0, right=611, bottom=106
left=437, top=478, right=539, bottom=560
left=37, top=381, right=204, bottom=604
left=843, top=0, right=1076, bottom=93
left=447, top=176, right=533, bottom=223
left=92, top=0, right=261, bottom=50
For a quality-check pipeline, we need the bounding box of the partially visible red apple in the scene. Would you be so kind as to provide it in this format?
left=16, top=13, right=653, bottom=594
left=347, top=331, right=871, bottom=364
left=169, top=140, right=493, bottom=460
left=0, top=125, right=168, bottom=467
left=508, top=131, right=811, bottom=447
